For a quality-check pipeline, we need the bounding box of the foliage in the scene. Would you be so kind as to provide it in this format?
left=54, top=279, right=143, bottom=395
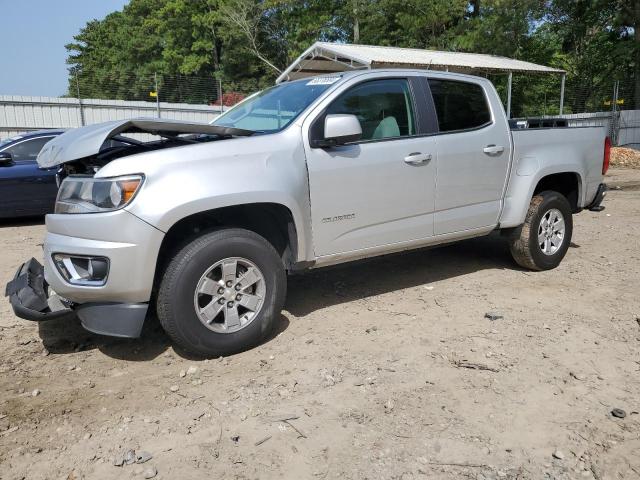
left=66, top=0, right=639, bottom=113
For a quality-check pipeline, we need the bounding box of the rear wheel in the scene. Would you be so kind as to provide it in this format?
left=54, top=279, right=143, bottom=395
left=157, top=228, right=286, bottom=356
left=508, top=190, right=573, bottom=271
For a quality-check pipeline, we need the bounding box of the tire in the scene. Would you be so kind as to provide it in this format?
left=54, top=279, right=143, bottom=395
left=157, top=228, right=286, bottom=357
left=508, top=190, right=573, bottom=271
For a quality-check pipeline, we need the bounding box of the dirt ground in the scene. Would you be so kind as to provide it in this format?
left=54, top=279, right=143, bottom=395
left=1, top=168, right=639, bottom=480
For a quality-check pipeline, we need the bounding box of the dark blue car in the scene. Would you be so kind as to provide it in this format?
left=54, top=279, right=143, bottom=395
left=0, top=130, right=64, bottom=218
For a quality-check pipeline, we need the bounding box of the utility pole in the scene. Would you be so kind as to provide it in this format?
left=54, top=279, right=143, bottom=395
left=506, top=72, right=513, bottom=119
left=219, top=77, right=223, bottom=114
left=154, top=73, right=161, bottom=118
left=611, top=80, right=620, bottom=144
left=75, top=72, right=85, bottom=127
left=559, top=74, right=565, bottom=115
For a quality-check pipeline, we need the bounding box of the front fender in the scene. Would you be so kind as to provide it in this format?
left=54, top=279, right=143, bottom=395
left=102, top=129, right=314, bottom=262
left=135, top=190, right=311, bottom=261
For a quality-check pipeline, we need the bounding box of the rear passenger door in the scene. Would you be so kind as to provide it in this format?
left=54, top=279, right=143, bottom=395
left=428, top=78, right=512, bottom=235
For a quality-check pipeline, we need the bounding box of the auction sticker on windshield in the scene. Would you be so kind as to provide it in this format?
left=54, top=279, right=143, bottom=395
left=306, top=77, right=341, bottom=86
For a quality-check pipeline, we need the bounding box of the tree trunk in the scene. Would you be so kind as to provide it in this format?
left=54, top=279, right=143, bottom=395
left=211, top=32, right=220, bottom=71
left=353, top=1, right=360, bottom=43
left=354, top=17, right=360, bottom=43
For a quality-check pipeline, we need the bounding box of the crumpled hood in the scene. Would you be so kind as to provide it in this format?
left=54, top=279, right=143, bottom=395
left=36, top=118, right=253, bottom=168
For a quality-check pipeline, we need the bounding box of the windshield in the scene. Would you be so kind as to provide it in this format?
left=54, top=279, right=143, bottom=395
left=211, top=77, right=341, bottom=133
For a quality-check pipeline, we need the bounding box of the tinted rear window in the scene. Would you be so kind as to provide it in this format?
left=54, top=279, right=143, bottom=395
left=428, top=79, right=491, bottom=132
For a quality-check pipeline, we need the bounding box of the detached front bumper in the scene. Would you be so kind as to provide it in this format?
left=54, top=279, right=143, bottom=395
left=5, top=258, right=75, bottom=322
left=5, top=209, right=164, bottom=338
left=5, top=258, right=148, bottom=338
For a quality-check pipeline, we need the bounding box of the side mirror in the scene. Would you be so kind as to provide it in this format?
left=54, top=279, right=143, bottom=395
left=0, top=152, right=13, bottom=166
left=316, top=114, right=362, bottom=147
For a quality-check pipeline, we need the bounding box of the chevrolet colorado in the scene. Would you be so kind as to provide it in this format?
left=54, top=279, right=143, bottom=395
left=5, top=70, right=608, bottom=356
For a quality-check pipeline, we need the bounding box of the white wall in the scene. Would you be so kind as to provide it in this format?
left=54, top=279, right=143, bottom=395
left=618, top=110, right=640, bottom=148
left=0, top=95, right=226, bottom=139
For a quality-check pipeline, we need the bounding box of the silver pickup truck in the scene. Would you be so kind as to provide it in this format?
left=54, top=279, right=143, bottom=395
left=6, top=70, right=609, bottom=356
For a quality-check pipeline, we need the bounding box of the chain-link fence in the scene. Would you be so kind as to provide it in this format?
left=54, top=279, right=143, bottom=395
left=2, top=70, right=639, bottom=147
left=488, top=73, right=639, bottom=148
left=0, top=72, right=255, bottom=137
left=71, top=72, right=258, bottom=105
left=71, top=71, right=636, bottom=148
left=67, top=72, right=262, bottom=123
left=489, top=75, right=638, bottom=116
left=67, top=71, right=639, bottom=117
left=611, top=80, right=640, bottom=148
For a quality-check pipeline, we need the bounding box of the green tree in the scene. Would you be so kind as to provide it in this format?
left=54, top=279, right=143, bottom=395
left=342, top=0, right=467, bottom=49
left=65, top=0, right=636, bottom=114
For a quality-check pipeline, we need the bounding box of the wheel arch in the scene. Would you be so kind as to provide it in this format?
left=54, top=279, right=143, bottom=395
left=152, top=202, right=301, bottom=291
left=500, top=168, right=584, bottom=228
left=533, top=171, right=582, bottom=212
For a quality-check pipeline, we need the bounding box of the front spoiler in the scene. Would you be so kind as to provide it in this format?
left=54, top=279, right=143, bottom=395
left=5, top=258, right=147, bottom=338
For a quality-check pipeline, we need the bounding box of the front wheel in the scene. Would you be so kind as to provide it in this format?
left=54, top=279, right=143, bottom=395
left=157, top=228, right=286, bottom=356
left=508, top=190, right=573, bottom=271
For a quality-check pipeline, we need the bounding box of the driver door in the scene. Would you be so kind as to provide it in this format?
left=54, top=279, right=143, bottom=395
left=303, top=77, right=437, bottom=257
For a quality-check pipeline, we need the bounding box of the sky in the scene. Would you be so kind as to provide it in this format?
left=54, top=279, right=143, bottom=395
left=1, top=0, right=129, bottom=97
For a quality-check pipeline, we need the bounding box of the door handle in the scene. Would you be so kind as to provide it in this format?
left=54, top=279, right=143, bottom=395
left=483, top=144, right=504, bottom=155
left=403, top=152, right=432, bottom=166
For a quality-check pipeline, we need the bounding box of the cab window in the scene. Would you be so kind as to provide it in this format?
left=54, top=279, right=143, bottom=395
left=326, top=79, right=416, bottom=141
left=428, top=79, right=491, bottom=132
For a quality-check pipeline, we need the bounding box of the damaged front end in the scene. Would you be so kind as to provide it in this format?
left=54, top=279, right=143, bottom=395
left=6, top=257, right=151, bottom=338
left=6, top=118, right=254, bottom=338
left=37, top=117, right=255, bottom=181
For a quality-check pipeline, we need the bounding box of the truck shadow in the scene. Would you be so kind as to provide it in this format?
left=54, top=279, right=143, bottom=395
left=37, top=312, right=291, bottom=361
left=37, top=232, right=521, bottom=361
left=285, top=232, right=519, bottom=316
left=37, top=316, right=169, bottom=361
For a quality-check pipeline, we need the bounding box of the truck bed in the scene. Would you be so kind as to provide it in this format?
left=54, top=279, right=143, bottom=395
left=499, top=125, right=607, bottom=227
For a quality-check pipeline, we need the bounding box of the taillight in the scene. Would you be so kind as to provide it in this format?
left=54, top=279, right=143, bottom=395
left=603, top=136, right=611, bottom=175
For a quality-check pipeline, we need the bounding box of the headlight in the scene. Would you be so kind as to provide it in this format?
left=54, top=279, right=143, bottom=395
left=55, top=175, right=143, bottom=214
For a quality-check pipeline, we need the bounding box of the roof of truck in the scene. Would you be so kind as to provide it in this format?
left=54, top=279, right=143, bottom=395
left=276, top=42, right=565, bottom=83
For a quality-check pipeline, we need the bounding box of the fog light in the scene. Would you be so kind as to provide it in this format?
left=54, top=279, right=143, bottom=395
left=52, top=254, right=109, bottom=286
